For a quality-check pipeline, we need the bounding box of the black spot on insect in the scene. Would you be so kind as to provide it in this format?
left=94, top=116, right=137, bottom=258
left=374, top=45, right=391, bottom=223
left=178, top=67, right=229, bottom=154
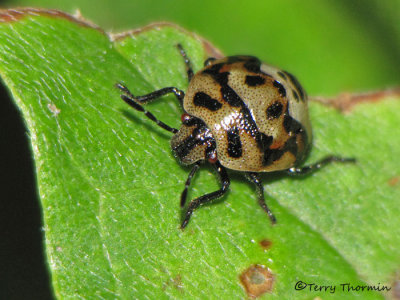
left=273, top=80, right=286, bottom=98
left=283, top=114, right=303, bottom=135
left=193, top=92, right=222, bottom=111
left=284, top=71, right=305, bottom=101
left=227, top=56, right=247, bottom=64
left=227, top=127, right=242, bottom=158
left=205, top=68, right=242, bottom=107
left=221, top=85, right=242, bottom=107
left=263, top=148, right=284, bottom=166
left=259, top=133, right=273, bottom=150
left=245, top=75, right=265, bottom=86
left=266, top=102, right=283, bottom=120
left=205, top=64, right=241, bottom=107
left=262, top=135, right=299, bottom=166
left=292, top=90, right=299, bottom=101
left=203, top=62, right=224, bottom=76
left=215, top=72, right=230, bottom=86
left=283, top=135, right=298, bottom=157
left=277, top=71, right=287, bottom=80
left=203, top=64, right=230, bottom=86
left=259, top=133, right=279, bottom=166
left=243, top=57, right=262, bottom=73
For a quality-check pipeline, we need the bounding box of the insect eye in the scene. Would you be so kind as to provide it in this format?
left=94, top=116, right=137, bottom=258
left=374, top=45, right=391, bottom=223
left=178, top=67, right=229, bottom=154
left=181, top=113, right=191, bottom=124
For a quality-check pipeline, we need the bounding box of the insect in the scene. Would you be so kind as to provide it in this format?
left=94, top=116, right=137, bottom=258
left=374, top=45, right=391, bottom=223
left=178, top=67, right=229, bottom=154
left=117, top=44, right=355, bottom=229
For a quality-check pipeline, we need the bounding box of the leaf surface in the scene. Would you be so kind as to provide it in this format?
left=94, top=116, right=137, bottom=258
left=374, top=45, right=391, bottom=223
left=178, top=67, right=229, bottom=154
left=0, top=9, right=398, bottom=299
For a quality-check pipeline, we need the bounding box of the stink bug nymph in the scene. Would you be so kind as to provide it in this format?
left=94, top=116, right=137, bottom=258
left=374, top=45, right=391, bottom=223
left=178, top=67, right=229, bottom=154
left=117, top=44, right=355, bottom=229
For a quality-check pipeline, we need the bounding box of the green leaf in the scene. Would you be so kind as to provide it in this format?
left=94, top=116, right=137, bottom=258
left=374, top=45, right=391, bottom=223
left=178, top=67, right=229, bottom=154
left=0, top=9, right=398, bottom=299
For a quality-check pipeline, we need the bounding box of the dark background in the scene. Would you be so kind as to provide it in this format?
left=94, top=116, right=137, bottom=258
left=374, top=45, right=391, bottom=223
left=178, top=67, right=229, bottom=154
left=0, top=83, right=53, bottom=298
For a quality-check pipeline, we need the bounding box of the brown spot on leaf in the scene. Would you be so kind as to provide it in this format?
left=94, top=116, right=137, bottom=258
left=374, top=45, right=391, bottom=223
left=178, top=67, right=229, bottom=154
left=163, top=274, right=183, bottom=291
left=171, top=274, right=183, bottom=290
left=311, top=88, right=400, bottom=113
left=388, top=176, right=400, bottom=187
left=0, top=8, right=102, bottom=32
left=259, top=239, right=273, bottom=250
left=240, top=264, right=274, bottom=298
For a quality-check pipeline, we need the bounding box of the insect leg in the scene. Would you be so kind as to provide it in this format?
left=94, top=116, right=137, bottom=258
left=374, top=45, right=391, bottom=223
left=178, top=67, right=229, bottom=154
left=116, top=83, right=185, bottom=104
left=180, top=162, right=201, bottom=207
left=176, top=44, right=194, bottom=82
left=286, top=155, right=356, bottom=176
left=246, top=172, right=277, bottom=224
left=117, top=84, right=179, bottom=134
left=181, top=161, right=230, bottom=229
